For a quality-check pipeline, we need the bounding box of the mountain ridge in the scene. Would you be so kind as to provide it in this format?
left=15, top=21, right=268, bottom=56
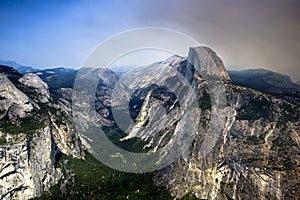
left=228, top=68, right=300, bottom=106
left=0, top=60, right=38, bottom=74
left=2, top=59, right=299, bottom=106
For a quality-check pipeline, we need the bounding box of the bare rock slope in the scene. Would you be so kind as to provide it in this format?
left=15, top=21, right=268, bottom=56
left=117, top=46, right=300, bottom=199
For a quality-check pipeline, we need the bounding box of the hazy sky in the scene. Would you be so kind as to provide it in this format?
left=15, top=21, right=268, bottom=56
left=0, top=0, right=299, bottom=81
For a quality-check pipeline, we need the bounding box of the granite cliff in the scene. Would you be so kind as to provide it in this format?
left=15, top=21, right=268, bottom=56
left=0, top=66, right=82, bottom=199
left=114, top=46, right=300, bottom=199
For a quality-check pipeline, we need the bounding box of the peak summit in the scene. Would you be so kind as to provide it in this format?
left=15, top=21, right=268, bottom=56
left=187, top=46, right=230, bottom=80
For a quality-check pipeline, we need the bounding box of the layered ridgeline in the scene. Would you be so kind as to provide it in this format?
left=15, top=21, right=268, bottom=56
left=228, top=69, right=300, bottom=106
left=0, top=46, right=299, bottom=199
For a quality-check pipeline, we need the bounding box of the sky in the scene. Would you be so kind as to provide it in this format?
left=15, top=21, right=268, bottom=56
left=0, top=0, right=299, bottom=81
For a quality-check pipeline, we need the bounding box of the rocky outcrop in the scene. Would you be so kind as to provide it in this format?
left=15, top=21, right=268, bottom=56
left=95, top=68, right=119, bottom=88
left=0, top=127, right=61, bottom=200
left=49, top=111, right=83, bottom=157
left=187, top=46, right=231, bottom=81
left=0, top=75, right=33, bottom=121
left=0, top=112, right=82, bottom=199
left=72, top=68, right=118, bottom=133
left=19, top=73, right=50, bottom=103
left=0, top=64, right=122, bottom=200
left=0, top=67, right=83, bottom=199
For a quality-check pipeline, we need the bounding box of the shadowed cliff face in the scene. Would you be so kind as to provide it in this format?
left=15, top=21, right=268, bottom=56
left=228, top=69, right=300, bottom=106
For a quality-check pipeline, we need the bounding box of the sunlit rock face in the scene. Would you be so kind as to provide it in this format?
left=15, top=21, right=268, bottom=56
left=187, top=46, right=231, bottom=81
left=0, top=75, right=33, bottom=121
left=116, top=46, right=299, bottom=199
left=19, top=73, right=50, bottom=103
left=0, top=105, right=82, bottom=199
left=0, top=64, right=121, bottom=199
left=153, top=84, right=299, bottom=199
left=0, top=127, right=61, bottom=200
left=0, top=66, right=84, bottom=199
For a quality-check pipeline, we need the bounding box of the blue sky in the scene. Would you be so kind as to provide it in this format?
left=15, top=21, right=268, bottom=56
left=0, top=1, right=141, bottom=67
left=0, top=0, right=299, bottom=81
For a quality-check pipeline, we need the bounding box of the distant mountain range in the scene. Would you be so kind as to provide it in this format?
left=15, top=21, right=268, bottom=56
left=228, top=68, right=300, bottom=90
left=1, top=59, right=300, bottom=106
left=228, top=69, right=300, bottom=105
left=0, top=60, right=38, bottom=74
left=0, top=60, right=78, bottom=90
left=34, top=67, right=77, bottom=90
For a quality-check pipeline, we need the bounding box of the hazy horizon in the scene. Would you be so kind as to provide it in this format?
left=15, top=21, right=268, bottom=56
left=1, top=0, right=299, bottom=81
left=1, top=54, right=300, bottom=83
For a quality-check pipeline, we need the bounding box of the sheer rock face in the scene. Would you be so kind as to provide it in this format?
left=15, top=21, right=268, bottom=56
left=187, top=46, right=231, bottom=81
left=153, top=84, right=300, bottom=199
left=95, top=68, right=119, bottom=88
left=0, top=127, right=61, bottom=200
left=0, top=75, right=33, bottom=121
left=0, top=110, right=82, bottom=200
left=19, top=73, right=50, bottom=103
